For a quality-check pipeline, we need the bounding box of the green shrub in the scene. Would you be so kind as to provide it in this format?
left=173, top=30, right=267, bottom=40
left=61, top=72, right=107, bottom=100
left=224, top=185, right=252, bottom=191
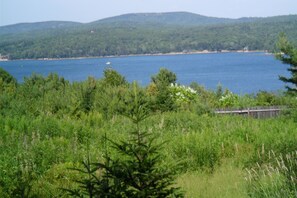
left=65, top=83, right=184, bottom=197
left=219, top=91, right=239, bottom=107
left=0, top=67, right=17, bottom=85
left=102, top=67, right=127, bottom=87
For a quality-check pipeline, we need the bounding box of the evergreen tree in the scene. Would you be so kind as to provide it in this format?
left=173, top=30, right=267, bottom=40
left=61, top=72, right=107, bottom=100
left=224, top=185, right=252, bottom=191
left=150, top=68, right=177, bottom=112
left=275, top=33, right=297, bottom=94
left=80, top=77, right=97, bottom=113
left=66, top=83, right=183, bottom=197
left=151, top=68, right=176, bottom=86
left=102, top=67, right=127, bottom=87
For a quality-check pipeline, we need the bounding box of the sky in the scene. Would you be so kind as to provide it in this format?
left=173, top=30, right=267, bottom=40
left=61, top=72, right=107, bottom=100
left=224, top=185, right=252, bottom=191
left=1, top=0, right=297, bottom=26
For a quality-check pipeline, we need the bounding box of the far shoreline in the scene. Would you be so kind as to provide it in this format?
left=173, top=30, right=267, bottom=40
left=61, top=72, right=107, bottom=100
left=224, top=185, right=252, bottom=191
left=2, top=50, right=270, bottom=62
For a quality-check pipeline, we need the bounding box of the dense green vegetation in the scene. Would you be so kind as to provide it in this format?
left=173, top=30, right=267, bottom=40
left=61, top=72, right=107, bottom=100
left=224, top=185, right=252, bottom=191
left=0, top=12, right=297, bottom=60
left=276, top=33, right=297, bottom=94
left=0, top=62, right=296, bottom=197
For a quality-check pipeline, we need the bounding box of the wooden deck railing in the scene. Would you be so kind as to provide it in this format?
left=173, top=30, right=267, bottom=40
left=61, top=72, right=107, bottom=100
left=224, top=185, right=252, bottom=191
left=215, top=106, right=285, bottom=118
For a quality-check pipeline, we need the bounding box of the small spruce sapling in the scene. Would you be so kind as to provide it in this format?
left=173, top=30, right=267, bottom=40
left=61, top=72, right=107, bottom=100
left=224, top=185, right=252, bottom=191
left=65, top=82, right=184, bottom=197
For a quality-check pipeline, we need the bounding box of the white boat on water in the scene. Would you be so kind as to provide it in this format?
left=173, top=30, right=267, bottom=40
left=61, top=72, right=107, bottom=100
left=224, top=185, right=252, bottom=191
left=106, top=61, right=111, bottom=65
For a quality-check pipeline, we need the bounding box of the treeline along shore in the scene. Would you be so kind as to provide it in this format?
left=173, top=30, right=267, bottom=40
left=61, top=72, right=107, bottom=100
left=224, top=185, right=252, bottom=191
left=0, top=12, right=296, bottom=60
left=3, top=50, right=269, bottom=61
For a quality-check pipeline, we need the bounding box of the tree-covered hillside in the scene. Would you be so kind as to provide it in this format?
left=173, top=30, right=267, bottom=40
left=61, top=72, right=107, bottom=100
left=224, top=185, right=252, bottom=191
left=0, top=12, right=296, bottom=60
left=93, top=12, right=235, bottom=26
left=0, top=21, right=81, bottom=35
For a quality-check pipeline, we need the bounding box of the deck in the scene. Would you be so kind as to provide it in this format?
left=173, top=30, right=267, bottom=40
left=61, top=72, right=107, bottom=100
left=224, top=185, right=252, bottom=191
left=215, top=106, right=284, bottom=118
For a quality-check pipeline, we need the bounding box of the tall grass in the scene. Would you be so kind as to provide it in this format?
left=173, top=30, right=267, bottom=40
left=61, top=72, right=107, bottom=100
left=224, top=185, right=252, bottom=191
left=246, top=150, right=297, bottom=197
left=177, top=161, right=249, bottom=198
left=1, top=109, right=296, bottom=197
left=1, top=70, right=296, bottom=197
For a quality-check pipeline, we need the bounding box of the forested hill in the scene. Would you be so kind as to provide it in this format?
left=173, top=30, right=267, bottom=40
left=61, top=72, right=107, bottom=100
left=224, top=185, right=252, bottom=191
left=0, top=21, right=81, bottom=35
left=92, top=12, right=236, bottom=26
left=0, top=12, right=297, bottom=60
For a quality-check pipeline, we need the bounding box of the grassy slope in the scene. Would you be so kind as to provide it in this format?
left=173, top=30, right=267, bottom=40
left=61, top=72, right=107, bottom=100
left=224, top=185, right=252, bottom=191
left=1, top=110, right=296, bottom=197
left=0, top=71, right=296, bottom=197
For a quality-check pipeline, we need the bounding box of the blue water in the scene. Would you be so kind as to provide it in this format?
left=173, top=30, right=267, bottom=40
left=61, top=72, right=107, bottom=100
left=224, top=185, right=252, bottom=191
left=0, top=52, right=289, bottom=94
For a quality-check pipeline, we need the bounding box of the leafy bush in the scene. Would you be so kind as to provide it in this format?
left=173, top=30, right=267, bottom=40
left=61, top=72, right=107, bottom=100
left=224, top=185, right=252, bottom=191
left=169, top=83, right=198, bottom=108
left=219, top=91, right=239, bottom=107
left=255, top=91, right=278, bottom=106
left=102, top=67, right=127, bottom=87
left=151, top=68, right=177, bottom=86
left=0, top=67, right=17, bottom=85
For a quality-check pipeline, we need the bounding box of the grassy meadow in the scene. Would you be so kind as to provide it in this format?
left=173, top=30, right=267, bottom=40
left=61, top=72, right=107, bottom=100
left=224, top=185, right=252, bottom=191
left=0, top=67, right=296, bottom=197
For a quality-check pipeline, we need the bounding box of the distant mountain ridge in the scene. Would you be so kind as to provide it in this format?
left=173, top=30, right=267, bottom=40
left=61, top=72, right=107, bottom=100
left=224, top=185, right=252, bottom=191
left=0, top=12, right=296, bottom=60
left=0, top=21, right=81, bottom=35
left=92, top=12, right=235, bottom=26
left=1, top=12, right=296, bottom=33
left=95, top=12, right=297, bottom=26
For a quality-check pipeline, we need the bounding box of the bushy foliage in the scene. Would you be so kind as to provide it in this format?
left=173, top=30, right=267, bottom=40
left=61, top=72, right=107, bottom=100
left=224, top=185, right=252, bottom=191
left=0, top=68, right=296, bottom=197
left=150, top=68, right=177, bottom=112
left=102, top=67, right=127, bottom=87
left=0, top=68, right=17, bottom=85
left=0, top=68, right=17, bottom=97
left=79, top=77, right=97, bottom=113
left=151, top=68, right=177, bottom=87
left=170, top=83, right=197, bottom=102
left=255, top=91, right=282, bottom=106
left=219, top=90, right=239, bottom=107
left=169, top=83, right=198, bottom=109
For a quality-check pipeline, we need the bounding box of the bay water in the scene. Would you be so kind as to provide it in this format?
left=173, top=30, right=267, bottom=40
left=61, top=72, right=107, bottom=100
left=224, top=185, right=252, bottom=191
left=0, top=52, right=289, bottom=94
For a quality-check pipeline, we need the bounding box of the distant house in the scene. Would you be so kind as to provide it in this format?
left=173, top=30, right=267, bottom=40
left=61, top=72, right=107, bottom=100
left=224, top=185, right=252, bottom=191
left=0, top=54, right=9, bottom=61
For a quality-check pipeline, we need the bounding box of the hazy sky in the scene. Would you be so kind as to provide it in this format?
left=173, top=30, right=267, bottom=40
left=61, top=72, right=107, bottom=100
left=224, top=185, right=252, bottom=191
left=1, top=0, right=297, bottom=26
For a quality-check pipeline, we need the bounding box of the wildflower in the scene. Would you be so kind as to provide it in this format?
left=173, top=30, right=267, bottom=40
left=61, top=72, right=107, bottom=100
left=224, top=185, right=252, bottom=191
left=169, top=83, right=197, bottom=104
